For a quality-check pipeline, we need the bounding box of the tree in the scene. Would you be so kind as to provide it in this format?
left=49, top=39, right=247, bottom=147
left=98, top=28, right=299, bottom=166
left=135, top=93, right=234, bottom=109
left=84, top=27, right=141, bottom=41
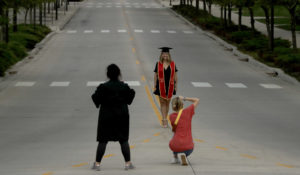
left=245, top=0, right=256, bottom=31
left=234, top=0, right=247, bottom=30
left=279, top=0, right=300, bottom=50
left=258, top=0, right=278, bottom=51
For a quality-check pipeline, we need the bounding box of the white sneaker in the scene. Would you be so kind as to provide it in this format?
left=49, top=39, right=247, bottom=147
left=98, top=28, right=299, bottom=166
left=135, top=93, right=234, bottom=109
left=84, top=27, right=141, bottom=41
left=178, top=153, right=188, bottom=166
left=171, top=157, right=180, bottom=164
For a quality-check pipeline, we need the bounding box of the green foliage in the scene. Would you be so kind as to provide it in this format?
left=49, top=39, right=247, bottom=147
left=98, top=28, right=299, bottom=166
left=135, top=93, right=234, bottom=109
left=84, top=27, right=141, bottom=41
left=275, top=53, right=300, bottom=72
left=0, top=24, right=50, bottom=76
left=228, top=31, right=255, bottom=44
left=274, top=38, right=291, bottom=48
left=239, top=37, right=268, bottom=51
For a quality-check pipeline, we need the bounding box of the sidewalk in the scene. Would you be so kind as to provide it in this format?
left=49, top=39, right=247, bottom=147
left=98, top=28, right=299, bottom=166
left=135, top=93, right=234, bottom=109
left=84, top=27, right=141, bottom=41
left=160, top=0, right=300, bottom=45
left=8, top=1, right=82, bottom=31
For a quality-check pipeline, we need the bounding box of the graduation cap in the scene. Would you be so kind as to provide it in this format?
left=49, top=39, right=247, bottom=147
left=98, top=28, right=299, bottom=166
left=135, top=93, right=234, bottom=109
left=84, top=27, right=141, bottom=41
left=159, top=47, right=173, bottom=53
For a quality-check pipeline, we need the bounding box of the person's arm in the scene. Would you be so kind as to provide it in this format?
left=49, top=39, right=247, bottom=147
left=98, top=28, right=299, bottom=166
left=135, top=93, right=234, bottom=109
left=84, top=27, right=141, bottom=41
left=179, top=96, right=199, bottom=108
left=154, top=72, right=158, bottom=91
left=174, top=72, right=178, bottom=91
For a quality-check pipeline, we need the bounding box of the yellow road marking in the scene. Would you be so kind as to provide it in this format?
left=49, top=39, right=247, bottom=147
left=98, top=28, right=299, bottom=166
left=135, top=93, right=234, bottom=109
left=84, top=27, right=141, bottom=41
left=42, top=172, right=53, bottom=175
left=72, top=162, right=88, bottom=167
left=155, top=95, right=161, bottom=107
left=194, top=139, right=204, bottom=143
left=154, top=132, right=160, bottom=136
left=132, top=48, right=136, bottom=53
left=240, top=154, right=257, bottom=159
left=143, top=139, right=150, bottom=143
left=277, top=163, right=294, bottom=168
left=130, top=37, right=133, bottom=41
left=136, top=60, right=140, bottom=65
left=130, top=145, right=136, bottom=149
left=103, top=154, right=115, bottom=158
left=141, top=76, right=146, bottom=81
left=216, top=146, right=228, bottom=151
left=145, top=86, right=163, bottom=124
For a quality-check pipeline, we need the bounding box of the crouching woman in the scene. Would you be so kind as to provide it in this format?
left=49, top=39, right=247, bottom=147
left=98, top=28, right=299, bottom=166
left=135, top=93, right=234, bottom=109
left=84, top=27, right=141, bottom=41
left=169, top=96, right=199, bottom=165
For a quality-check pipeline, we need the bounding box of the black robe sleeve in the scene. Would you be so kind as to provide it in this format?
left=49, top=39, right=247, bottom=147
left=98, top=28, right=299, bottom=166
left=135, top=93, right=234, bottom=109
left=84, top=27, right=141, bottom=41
left=92, top=84, right=104, bottom=108
left=124, top=84, right=135, bottom=105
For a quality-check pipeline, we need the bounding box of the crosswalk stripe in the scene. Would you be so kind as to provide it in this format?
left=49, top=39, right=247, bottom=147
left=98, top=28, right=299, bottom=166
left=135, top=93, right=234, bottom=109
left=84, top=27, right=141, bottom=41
left=15, top=82, right=36, bottom=87
left=125, top=81, right=141, bottom=86
left=84, top=30, right=93, bottom=33
left=183, top=31, right=194, bottom=34
left=191, top=82, right=212, bottom=88
left=260, top=84, right=282, bottom=89
left=101, top=30, right=110, bottom=33
left=167, top=30, right=176, bottom=34
left=87, top=81, right=104, bottom=87
left=118, top=29, right=127, bottom=33
left=225, top=83, right=247, bottom=88
left=134, top=29, right=143, bottom=33
left=67, top=30, right=77, bottom=34
left=50, top=82, right=70, bottom=87
left=151, top=30, right=160, bottom=33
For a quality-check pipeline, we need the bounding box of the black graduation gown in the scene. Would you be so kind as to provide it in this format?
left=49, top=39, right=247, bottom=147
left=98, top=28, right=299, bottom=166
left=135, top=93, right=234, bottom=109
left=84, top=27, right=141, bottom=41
left=92, top=80, right=135, bottom=142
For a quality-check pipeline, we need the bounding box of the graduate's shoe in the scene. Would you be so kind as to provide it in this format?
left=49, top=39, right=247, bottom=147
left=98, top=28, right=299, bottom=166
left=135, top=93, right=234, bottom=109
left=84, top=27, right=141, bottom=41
left=171, top=157, right=180, bottom=164
left=162, top=119, right=168, bottom=128
left=178, top=153, right=188, bottom=166
left=91, top=162, right=101, bottom=171
left=125, top=163, right=135, bottom=170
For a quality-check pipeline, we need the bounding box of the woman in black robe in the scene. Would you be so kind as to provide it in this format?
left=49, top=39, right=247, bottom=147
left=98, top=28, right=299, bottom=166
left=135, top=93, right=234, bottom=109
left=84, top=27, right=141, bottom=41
left=91, top=64, right=135, bottom=171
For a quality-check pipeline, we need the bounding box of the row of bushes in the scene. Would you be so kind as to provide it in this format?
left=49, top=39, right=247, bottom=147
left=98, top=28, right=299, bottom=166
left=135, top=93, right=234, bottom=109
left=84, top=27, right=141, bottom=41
left=0, top=24, right=51, bottom=76
left=173, top=5, right=300, bottom=80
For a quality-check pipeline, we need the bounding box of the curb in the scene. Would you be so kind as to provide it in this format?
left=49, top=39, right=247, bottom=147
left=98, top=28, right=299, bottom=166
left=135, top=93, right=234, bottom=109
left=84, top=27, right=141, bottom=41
left=159, top=3, right=300, bottom=86
left=1, top=3, right=82, bottom=81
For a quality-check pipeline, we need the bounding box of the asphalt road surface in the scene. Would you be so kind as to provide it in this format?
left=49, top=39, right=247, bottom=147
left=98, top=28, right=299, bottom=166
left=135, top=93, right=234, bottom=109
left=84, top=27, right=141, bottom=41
left=0, top=0, right=299, bottom=175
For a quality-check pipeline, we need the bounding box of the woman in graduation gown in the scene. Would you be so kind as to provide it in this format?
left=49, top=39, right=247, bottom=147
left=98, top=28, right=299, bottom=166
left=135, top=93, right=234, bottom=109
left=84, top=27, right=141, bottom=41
left=91, top=64, right=135, bottom=171
left=153, top=47, right=178, bottom=128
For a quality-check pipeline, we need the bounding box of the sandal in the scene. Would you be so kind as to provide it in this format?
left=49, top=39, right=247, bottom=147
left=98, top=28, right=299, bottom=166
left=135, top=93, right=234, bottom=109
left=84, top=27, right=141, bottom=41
left=162, top=119, right=168, bottom=128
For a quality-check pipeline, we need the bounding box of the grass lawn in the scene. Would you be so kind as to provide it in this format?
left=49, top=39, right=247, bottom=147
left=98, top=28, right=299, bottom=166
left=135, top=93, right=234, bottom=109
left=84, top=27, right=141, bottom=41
left=256, top=18, right=300, bottom=31
left=237, top=5, right=289, bottom=17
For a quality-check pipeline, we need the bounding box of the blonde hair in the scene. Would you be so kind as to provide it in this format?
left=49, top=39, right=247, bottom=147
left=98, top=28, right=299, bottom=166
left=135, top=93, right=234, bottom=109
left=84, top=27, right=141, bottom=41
left=159, top=52, right=172, bottom=63
left=172, top=97, right=183, bottom=112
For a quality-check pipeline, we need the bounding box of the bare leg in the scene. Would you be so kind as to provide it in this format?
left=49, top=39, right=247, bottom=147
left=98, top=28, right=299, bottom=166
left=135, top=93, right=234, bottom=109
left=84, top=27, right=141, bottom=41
left=159, top=97, right=168, bottom=127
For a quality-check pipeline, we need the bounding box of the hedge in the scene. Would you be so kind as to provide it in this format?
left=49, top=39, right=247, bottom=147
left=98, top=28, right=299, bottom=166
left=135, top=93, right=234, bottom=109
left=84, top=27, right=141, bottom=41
left=0, top=24, right=51, bottom=76
left=173, top=5, right=300, bottom=81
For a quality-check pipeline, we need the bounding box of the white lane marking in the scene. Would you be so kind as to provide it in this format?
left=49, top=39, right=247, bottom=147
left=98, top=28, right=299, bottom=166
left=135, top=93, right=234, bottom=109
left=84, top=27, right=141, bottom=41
left=191, top=82, right=212, bottom=88
left=86, top=2, right=93, bottom=5
left=87, top=81, right=105, bottom=87
left=226, top=83, right=247, bottom=88
left=167, top=30, right=177, bottom=34
left=15, top=82, right=36, bottom=87
left=106, top=2, right=112, bottom=4
left=124, top=2, right=130, bottom=5
left=97, top=2, right=103, bottom=5
left=101, top=30, right=110, bottom=33
left=260, top=84, right=282, bottom=89
left=115, top=3, right=121, bottom=5
left=118, top=29, right=127, bottom=33
left=125, top=5, right=131, bottom=8
left=151, top=30, right=160, bottom=33
left=50, top=82, right=70, bottom=87
left=134, top=6, right=141, bottom=8
left=125, top=81, right=141, bottom=86
left=106, top=6, right=112, bottom=8
left=134, top=29, right=143, bottom=33
left=67, top=30, right=77, bottom=34
left=183, top=31, right=194, bottom=34
left=96, top=6, right=102, bottom=8
left=133, top=3, right=139, bottom=5
left=84, top=30, right=94, bottom=33
left=86, top=6, right=93, bottom=8
left=116, top=5, right=121, bottom=8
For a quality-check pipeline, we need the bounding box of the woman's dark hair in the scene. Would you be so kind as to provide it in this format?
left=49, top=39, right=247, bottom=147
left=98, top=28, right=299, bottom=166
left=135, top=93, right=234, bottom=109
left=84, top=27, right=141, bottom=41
left=107, top=64, right=121, bottom=80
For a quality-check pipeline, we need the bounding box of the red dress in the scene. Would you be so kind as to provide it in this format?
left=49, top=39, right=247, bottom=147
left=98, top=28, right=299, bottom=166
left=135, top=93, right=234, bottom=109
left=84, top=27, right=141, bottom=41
left=169, top=104, right=195, bottom=152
